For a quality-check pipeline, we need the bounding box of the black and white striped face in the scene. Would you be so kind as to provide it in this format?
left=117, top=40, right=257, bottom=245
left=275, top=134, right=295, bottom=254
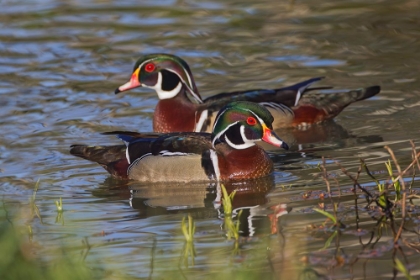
left=211, top=101, right=289, bottom=150
left=115, top=53, right=202, bottom=103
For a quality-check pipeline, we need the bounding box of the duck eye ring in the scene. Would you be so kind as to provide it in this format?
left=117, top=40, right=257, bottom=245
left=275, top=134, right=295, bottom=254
left=246, top=117, right=257, bottom=126
left=145, top=63, right=156, bottom=72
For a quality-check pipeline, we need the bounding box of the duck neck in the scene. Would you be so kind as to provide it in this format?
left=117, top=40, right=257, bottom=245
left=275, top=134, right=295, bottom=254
left=153, top=87, right=200, bottom=133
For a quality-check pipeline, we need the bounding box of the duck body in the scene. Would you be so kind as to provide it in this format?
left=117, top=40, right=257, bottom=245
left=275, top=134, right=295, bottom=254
left=72, top=132, right=213, bottom=182
left=115, top=53, right=381, bottom=133
left=71, top=101, right=289, bottom=183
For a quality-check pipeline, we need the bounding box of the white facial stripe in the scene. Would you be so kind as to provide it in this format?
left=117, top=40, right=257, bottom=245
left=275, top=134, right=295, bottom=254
left=137, top=60, right=149, bottom=71
left=184, top=68, right=193, bottom=89
left=213, top=107, right=270, bottom=146
left=224, top=136, right=255, bottom=149
left=240, top=125, right=257, bottom=147
left=147, top=72, right=182, bottom=100
left=224, top=125, right=255, bottom=150
left=136, top=58, right=202, bottom=102
left=166, top=68, right=193, bottom=91
left=212, top=121, right=238, bottom=147
left=209, top=150, right=220, bottom=181
left=166, top=69, right=202, bottom=103
left=194, top=110, right=208, bottom=132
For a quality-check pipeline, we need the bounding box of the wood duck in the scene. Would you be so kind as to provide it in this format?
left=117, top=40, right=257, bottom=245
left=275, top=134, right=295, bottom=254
left=115, top=53, right=380, bottom=133
left=70, top=101, right=289, bottom=183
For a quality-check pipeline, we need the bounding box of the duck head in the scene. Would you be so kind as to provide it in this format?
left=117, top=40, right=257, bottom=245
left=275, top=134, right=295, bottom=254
left=211, top=101, right=289, bottom=150
left=115, top=53, right=202, bottom=103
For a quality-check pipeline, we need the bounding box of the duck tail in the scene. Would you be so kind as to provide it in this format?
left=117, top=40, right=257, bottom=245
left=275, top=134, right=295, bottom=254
left=302, top=85, right=380, bottom=115
left=351, top=85, right=381, bottom=102
left=70, top=145, right=129, bottom=179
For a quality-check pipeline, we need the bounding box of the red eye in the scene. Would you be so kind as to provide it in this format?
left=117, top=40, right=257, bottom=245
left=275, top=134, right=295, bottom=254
left=246, top=117, right=257, bottom=126
left=145, top=63, right=155, bottom=72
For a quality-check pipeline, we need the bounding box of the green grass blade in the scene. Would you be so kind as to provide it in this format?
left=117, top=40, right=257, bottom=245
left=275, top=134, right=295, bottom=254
left=313, top=208, right=337, bottom=224
left=395, top=258, right=414, bottom=280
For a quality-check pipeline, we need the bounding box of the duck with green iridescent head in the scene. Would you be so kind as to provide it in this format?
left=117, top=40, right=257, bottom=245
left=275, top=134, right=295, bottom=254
left=115, top=53, right=380, bottom=133
left=70, top=101, right=289, bottom=183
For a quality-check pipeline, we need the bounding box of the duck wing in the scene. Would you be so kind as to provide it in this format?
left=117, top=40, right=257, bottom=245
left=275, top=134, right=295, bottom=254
left=203, top=77, right=326, bottom=110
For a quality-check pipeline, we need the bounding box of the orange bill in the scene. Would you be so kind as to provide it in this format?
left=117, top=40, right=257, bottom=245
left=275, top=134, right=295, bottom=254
left=115, top=68, right=141, bottom=94
left=261, top=124, right=289, bottom=150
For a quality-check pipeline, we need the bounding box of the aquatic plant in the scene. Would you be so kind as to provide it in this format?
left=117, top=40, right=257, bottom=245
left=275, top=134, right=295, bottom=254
left=55, top=197, right=64, bottom=225
left=395, top=258, right=415, bottom=280
left=180, top=214, right=196, bottom=267
left=310, top=141, right=420, bottom=279
left=221, top=184, right=242, bottom=241
left=29, top=179, right=42, bottom=223
left=55, top=197, right=63, bottom=212
left=181, top=214, right=195, bottom=242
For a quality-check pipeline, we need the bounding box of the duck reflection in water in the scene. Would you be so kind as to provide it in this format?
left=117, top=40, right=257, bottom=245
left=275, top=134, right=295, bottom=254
left=93, top=175, right=291, bottom=238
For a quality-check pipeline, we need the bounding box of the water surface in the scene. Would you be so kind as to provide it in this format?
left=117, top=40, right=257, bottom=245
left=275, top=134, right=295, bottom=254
left=1, top=0, right=420, bottom=278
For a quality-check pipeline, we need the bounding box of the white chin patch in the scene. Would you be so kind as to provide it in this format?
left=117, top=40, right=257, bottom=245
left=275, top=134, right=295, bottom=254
left=148, top=72, right=182, bottom=100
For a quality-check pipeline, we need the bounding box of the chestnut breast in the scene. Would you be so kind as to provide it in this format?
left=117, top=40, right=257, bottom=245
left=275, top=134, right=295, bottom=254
left=154, top=98, right=198, bottom=133
left=216, top=145, right=274, bottom=181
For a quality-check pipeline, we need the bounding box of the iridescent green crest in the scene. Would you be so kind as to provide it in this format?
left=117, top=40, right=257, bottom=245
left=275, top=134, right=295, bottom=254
left=211, top=101, right=274, bottom=145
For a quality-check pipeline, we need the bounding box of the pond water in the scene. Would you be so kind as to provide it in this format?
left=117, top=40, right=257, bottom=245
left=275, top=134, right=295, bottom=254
left=1, top=0, right=420, bottom=279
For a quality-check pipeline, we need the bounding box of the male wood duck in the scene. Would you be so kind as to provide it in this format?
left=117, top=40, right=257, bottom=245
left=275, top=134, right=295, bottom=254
left=70, top=101, right=289, bottom=183
left=115, top=53, right=380, bottom=133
